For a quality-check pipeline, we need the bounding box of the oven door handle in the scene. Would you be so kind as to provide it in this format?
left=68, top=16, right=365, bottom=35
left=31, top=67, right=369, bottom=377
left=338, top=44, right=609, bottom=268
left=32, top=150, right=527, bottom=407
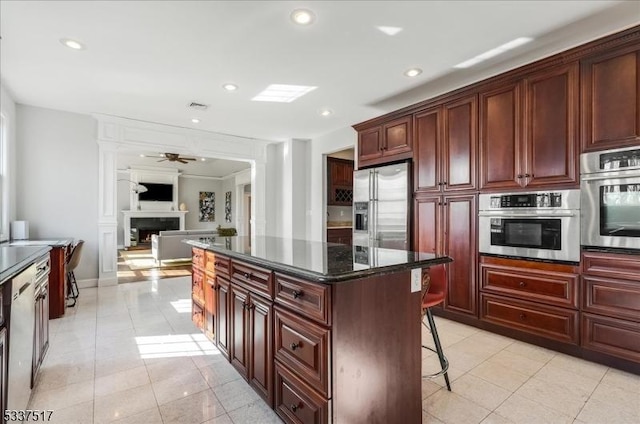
left=478, top=212, right=577, bottom=218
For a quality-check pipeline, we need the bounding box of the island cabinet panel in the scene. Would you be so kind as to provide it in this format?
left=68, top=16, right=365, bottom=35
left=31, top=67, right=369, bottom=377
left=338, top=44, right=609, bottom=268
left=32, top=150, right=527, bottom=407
left=524, top=63, right=579, bottom=188
left=580, top=251, right=640, bottom=364
left=231, top=260, right=274, bottom=299
left=581, top=46, right=640, bottom=152
left=275, top=273, right=331, bottom=326
left=203, top=275, right=216, bottom=340
left=192, top=247, right=205, bottom=269
left=414, top=194, right=477, bottom=316
left=230, top=283, right=250, bottom=380
left=215, top=275, right=231, bottom=360
left=480, top=82, right=522, bottom=190
left=275, top=362, right=330, bottom=424
left=249, top=293, right=274, bottom=407
left=355, top=115, right=413, bottom=168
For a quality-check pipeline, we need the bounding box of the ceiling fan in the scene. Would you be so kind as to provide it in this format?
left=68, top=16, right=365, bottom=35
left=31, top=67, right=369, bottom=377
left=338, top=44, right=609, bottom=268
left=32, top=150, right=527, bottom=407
left=155, top=153, right=197, bottom=164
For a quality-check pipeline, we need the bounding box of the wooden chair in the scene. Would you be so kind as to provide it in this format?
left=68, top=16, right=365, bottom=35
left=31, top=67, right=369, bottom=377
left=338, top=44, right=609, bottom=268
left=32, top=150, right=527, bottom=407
left=421, top=264, right=451, bottom=391
left=66, top=240, right=84, bottom=307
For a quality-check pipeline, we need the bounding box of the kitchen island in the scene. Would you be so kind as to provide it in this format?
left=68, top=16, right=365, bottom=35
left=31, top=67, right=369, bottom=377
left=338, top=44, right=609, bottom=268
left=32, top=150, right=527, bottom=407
left=186, top=236, right=452, bottom=424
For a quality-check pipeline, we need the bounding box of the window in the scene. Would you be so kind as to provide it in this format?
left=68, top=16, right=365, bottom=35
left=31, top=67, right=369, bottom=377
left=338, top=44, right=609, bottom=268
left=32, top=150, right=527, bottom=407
left=0, top=114, right=7, bottom=242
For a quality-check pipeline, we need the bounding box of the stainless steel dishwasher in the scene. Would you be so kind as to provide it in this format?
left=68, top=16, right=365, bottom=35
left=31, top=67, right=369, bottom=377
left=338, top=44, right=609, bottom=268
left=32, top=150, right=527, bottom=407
left=7, top=262, right=36, bottom=411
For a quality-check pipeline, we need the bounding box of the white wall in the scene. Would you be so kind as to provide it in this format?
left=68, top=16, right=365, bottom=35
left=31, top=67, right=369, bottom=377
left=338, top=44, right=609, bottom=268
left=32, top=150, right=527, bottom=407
left=308, top=126, right=357, bottom=241
left=179, top=177, right=223, bottom=230
left=115, top=176, right=131, bottom=247
left=265, top=143, right=284, bottom=238
left=0, top=84, right=17, bottom=241
left=16, top=105, right=98, bottom=282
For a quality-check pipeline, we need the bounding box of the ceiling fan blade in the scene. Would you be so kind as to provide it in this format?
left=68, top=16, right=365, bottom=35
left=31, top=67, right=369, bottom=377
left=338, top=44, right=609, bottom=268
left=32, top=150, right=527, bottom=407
left=178, top=159, right=188, bottom=164
left=183, top=157, right=197, bottom=161
left=157, top=159, right=168, bottom=162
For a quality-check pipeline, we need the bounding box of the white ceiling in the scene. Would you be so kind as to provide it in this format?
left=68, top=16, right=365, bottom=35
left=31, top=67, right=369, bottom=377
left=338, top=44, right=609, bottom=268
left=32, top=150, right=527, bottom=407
left=1, top=1, right=638, bottom=144
left=117, top=151, right=251, bottom=179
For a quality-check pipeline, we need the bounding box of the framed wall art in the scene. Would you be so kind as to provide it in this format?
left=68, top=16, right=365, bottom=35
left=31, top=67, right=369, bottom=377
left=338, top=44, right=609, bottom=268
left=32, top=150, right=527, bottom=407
left=199, top=191, right=215, bottom=222
left=225, top=191, right=232, bottom=223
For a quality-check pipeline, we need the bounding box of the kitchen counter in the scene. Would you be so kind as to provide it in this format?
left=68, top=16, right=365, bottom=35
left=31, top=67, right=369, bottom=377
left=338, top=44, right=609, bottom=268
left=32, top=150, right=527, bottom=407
left=0, top=245, right=51, bottom=283
left=185, top=236, right=451, bottom=283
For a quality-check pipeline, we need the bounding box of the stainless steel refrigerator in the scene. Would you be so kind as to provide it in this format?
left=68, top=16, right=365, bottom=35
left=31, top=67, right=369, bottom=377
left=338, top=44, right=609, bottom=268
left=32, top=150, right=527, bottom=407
left=352, top=162, right=410, bottom=249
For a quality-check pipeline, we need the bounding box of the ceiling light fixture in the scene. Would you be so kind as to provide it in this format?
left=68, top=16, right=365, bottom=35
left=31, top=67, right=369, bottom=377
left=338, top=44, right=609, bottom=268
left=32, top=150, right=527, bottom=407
left=404, top=68, right=422, bottom=77
left=319, top=109, right=333, bottom=117
left=191, top=118, right=200, bottom=124
left=60, top=38, right=86, bottom=50
left=377, top=26, right=403, bottom=36
left=139, top=154, right=145, bottom=158
left=454, top=37, right=533, bottom=69
left=252, top=84, right=317, bottom=103
left=222, top=83, right=238, bottom=91
left=200, top=158, right=206, bottom=162
left=291, top=9, right=315, bottom=25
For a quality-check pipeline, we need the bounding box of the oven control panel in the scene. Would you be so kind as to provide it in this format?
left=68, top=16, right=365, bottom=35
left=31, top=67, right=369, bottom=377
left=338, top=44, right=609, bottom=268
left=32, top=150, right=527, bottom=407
left=490, top=192, right=563, bottom=208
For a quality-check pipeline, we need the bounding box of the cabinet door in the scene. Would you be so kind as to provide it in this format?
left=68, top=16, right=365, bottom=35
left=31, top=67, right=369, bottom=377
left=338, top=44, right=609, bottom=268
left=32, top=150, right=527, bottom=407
left=230, top=283, right=249, bottom=379
left=249, top=294, right=273, bottom=406
left=329, top=158, right=353, bottom=187
left=358, top=126, right=383, bottom=164
left=0, top=328, right=6, bottom=424
left=215, top=276, right=231, bottom=360
left=414, top=196, right=442, bottom=254
left=383, top=116, right=413, bottom=156
left=480, top=83, right=523, bottom=190
left=41, top=286, right=49, bottom=362
left=33, top=293, right=42, bottom=386
left=443, top=194, right=477, bottom=316
left=524, top=63, right=579, bottom=188
left=414, top=107, right=441, bottom=193
left=443, top=95, right=477, bottom=192
left=581, top=47, right=640, bottom=151
left=204, top=277, right=216, bottom=341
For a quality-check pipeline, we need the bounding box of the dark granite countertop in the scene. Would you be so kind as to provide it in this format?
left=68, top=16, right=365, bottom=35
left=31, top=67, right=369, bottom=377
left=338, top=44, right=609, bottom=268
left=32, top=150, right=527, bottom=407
left=185, top=236, right=452, bottom=283
left=4, top=238, right=74, bottom=248
left=0, top=245, right=51, bottom=283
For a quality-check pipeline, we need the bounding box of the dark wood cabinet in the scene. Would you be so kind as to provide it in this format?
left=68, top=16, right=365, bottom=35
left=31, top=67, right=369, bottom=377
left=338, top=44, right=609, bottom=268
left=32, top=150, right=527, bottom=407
left=203, top=275, right=216, bottom=340
left=414, top=108, right=441, bottom=192
left=0, top=327, right=6, bottom=424
left=216, top=275, right=231, bottom=360
left=581, top=46, right=640, bottom=152
left=49, top=243, right=71, bottom=319
left=248, top=293, right=273, bottom=406
left=230, top=283, right=250, bottom=380
left=327, top=158, right=353, bottom=206
left=355, top=115, right=413, bottom=168
left=414, top=194, right=477, bottom=316
left=275, top=362, right=330, bottom=424
left=326, top=228, right=352, bottom=245
left=33, top=277, right=50, bottom=387
left=581, top=251, right=640, bottom=364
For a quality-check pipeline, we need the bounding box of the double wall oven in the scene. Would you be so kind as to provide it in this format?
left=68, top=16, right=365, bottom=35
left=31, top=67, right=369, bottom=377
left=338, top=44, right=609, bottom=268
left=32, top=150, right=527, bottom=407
left=581, top=146, right=640, bottom=251
left=479, top=190, right=581, bottom=263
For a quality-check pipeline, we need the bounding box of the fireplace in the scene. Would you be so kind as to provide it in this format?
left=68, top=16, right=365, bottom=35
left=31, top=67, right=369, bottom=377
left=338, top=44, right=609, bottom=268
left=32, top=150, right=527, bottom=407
left=121, top=210, right=187, bottom=248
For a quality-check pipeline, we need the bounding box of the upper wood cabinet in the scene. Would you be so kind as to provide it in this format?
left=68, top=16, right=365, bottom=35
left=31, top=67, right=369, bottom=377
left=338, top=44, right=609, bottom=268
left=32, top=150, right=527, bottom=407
left=356, top=115, right=413, bottom=168
left=480, top=64, right=579, bottom=190
left=327, top=157, right=353, bottom=206
left=581, top=46, right=640, bottom=152
left=414, top=96, right=477, bottom=193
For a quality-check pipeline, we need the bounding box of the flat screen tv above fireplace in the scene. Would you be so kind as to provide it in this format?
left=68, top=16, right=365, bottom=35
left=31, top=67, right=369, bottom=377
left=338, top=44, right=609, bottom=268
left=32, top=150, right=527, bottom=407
left=139, top=182, right=173, bottom=201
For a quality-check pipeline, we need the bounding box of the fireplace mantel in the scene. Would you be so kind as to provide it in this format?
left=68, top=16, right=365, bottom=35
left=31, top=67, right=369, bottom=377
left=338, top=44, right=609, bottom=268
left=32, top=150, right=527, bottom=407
left=122, top=210, right=187, bottom=248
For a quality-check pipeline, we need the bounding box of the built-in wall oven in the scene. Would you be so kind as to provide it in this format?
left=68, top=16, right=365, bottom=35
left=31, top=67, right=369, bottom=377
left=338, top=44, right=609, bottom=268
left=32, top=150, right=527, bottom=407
left=581, top=145, right=640, bottom=251
left=479, top=190, right=581, bottom=262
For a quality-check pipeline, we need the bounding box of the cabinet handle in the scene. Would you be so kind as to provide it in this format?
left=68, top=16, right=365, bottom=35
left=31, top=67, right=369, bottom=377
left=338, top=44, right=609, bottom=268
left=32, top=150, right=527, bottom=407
left=243, top=272, right=251, bottom=279
left=524, top=174, right=531, bottom=178
left=214, top=261, right=220, bottom=266
left=290, top=342, right=300, bottom=351
left=438, top=182, right=443, bottom=186
left=519, top=313, right=527, bottom=321
left=443, top=202, right=448, bottom=206
left=519, top=281, right=526, bottom=288
left=292, top=290, right=304, bottom=299
left=290, top=403, right=300, bottom=412
left=517, top=174, right=523, bottom=179
left=248, top=303, right=255, bottom=310
left=442, top=181, right=447, bottom=185
left=438, top=202, right=442, bottom=206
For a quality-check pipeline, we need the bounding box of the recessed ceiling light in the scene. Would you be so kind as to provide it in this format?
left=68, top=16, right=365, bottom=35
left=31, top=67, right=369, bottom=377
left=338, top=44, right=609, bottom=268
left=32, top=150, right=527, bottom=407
left=252, top=84, right=317, bottom=103
left=319, top=109, right=333, bottom=117
left=200, top=158, right=206, bottom=162
left=377, top=26, right=403, bottom=36
left=191, top=118, right=200, bottom=124
left=160, top=153, right=166, bottom=157
left=454, top=37, right=533, bottom=69
left=60, top=38, right=86, bottom=50
left=291, top=9, right=315, bottom=25
left=404, top=68, right=422, bottom=77
left=223, top=83, right=238, bottom=91
left=139, top=154, right=145, bottom=158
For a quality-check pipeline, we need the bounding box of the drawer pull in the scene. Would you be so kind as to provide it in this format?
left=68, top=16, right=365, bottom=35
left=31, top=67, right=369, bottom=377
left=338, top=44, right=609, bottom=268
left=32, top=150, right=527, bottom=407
left=292, top=290, right=304, bottom=299
left=290, top=342, right=301, bottom=351
left=519, top=313, right=527, bottom=321
left=243, top=272, right=252, bottom=279
left=290, top=403, right=301, bottom=412
left=214, top=261, right=220, bottom=266
left=519, top=281, right=526, bottom=288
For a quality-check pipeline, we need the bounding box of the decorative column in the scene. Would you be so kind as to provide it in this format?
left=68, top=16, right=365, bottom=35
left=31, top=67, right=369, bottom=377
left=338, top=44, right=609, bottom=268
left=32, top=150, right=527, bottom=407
left=97, top=141, right=119, bottom=286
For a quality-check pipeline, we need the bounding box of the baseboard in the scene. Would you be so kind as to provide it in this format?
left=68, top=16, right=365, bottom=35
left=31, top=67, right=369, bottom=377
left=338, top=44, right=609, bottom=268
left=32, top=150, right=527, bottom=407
left=77, top=278, right=98, bottom=288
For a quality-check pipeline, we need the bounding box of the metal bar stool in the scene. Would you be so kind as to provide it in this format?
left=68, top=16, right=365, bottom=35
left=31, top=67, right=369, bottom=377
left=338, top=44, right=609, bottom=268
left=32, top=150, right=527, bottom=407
left=66, top=240, right=84, bottom=307
left=421, top=264, right=451, bottom=391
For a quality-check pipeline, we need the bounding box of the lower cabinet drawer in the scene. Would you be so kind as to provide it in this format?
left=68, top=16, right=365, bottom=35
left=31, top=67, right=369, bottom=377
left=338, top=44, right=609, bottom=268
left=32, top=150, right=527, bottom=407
left=192, top=302, right=204, bottom=330
left=192, top=248, right=205, bottom=269
left=274, top=306, right=331, bottom=397
left=192, top=268, right=205, bottom=306
left=583, top=276, right=640, bottom=322
left=582, top=313, right=640, bottom=363
left=275, top=362, right=330, bottom=424
left=480, top=294, right=579, bottom=344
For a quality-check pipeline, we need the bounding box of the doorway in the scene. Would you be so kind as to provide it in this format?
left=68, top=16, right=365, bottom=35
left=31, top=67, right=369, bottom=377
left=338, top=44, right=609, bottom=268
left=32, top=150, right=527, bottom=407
left=243, top=184, right=252, bottom=239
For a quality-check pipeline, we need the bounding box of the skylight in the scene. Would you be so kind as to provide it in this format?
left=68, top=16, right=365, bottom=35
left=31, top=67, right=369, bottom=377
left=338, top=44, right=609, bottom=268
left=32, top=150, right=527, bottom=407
left=251, top=84, right=317, bottom=103
left=454, top=37, right=533, bottom=69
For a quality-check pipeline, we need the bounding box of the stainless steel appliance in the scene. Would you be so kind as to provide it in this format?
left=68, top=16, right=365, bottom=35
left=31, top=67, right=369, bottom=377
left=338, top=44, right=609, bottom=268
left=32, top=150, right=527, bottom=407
left=581, top=145, right=640, bottom=250
left=479, top=190, right=581, bottom=262
left=353, top=162, right=410, bottom=249
left=7, top=262, right=36, bottom=411
left=33, top=255, right=50, bottom=386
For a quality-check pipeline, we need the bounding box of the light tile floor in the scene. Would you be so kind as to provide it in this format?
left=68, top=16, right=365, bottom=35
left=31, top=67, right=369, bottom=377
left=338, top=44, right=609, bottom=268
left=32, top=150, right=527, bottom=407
left=26, top=276, right=640, bottom=424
